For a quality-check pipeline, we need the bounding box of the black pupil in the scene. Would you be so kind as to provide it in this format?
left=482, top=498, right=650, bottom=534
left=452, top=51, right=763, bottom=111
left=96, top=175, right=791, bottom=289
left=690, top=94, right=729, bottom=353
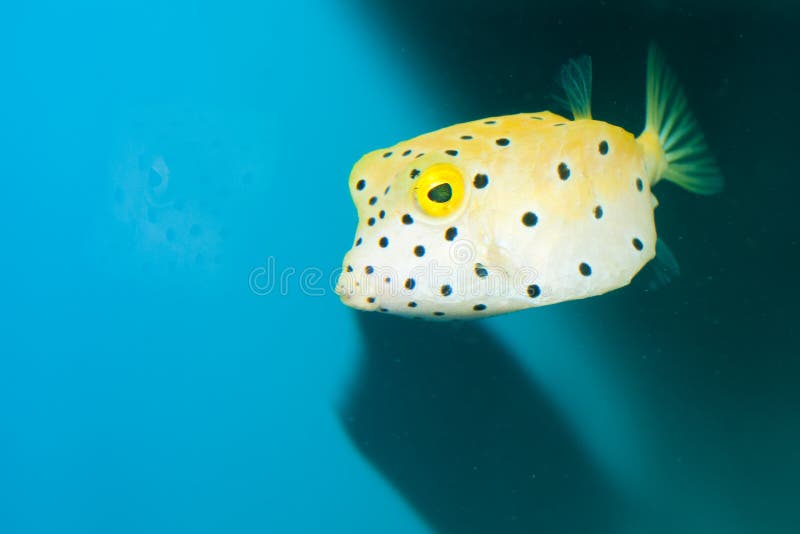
left=427, top=183, right=452, bottom=203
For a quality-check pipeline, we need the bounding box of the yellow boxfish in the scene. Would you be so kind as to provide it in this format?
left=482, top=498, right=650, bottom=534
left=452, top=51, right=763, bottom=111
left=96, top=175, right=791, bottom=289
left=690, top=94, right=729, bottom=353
left=336, top=45, right=722, bottom=319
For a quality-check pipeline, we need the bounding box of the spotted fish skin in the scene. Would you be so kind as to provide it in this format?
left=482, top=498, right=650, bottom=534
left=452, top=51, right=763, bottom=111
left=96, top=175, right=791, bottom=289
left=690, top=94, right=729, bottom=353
left=336, top=46, right=721, bottom=319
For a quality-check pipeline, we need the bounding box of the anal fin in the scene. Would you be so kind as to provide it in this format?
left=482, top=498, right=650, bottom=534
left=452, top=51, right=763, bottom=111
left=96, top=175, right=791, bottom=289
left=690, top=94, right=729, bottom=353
left=635, top=238, right=681, bottom=291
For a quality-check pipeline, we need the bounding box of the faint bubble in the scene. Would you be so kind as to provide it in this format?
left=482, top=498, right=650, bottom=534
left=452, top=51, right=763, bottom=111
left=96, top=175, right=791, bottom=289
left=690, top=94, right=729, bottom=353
left=148, top=168, right=163, bottom=188
left=113, top=147, right=227, bottom=276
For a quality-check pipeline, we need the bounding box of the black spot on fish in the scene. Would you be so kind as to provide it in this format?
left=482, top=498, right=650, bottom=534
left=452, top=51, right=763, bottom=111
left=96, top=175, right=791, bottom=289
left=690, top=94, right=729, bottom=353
left=636, top=178, right=644, bottom=191
left=433, top=311, right=445, bottom=316
left=632, top=238, right=644, bottom=251
left=379, top=237, right=389, bottom=248
left=594, top=205, right=603, bottom=219
left=356, top=179, right=366, bottom=191
left=346, top=265, right=353, bottom=272
left=379, top=210, right=385, bottom=219
left=461, top=135, right=473, bottom=140
left=367, top=297, right=375, bottom=303
left=473, top=304, right=487, bottom=311
left=579, top=262, right=592, bottom=276
left=474, top=264, right=488, bottom=278
left=367, top=217, right=376, bottom=226
left=383, top=152, right=392, bottom=158
left=558, top=162, right=571, bottom=180
left=445, top=227, right=458, bottom=241
left=405, top=278, right=416, bottom=290
left=408, top=301, right=417, bottom=308
left=484, top=120, right=497, bottom=125
left=495, top=138, right=510, bottom=146
left=522, top=211, right=538, bottom=227
left=384, top=186, right=391, bottom=195
left=440, top=284, right=452, bottom=297
left=473, top=173, right=489, bottom=189
left=402, top=213, right=414, bottom=225
left=355, top=237, right=362, bottom=247
left=410, top=169, right=420, bottom=179
left=599, top=140, right=609, bottom=155
left=527, top=284, right=541, bottom=298
left=445, top=149, right=459, bottom=156
left=402, top=149, right=412, bottom=156
left=530, top=115, right=543, bottom=120
left=365, top=265, right=374, bottom=274
left=414, top=245, right=425, bottom=257
left=369, top=196, right=378, bottom=206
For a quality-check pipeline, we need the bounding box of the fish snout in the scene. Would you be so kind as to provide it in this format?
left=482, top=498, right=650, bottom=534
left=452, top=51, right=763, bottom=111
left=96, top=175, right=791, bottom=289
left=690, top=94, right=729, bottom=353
left=335, top=269, right=380, bottom=311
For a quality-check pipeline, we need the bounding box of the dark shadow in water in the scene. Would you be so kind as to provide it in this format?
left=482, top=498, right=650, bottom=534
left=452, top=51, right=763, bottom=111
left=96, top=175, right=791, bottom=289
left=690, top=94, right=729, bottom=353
left=341, top=2, right=800, bottom=531
left=339, top=312, right=624, bottom=534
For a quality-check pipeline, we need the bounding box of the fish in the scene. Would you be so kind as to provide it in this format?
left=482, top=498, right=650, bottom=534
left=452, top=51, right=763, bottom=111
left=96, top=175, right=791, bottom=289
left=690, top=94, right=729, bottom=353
left=335, top=44, right=722, bottom=319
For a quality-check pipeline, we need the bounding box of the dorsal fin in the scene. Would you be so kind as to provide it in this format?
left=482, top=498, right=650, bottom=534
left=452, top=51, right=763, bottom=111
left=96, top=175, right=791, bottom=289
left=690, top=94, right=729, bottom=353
left=557, top=55, right=593, bottom=120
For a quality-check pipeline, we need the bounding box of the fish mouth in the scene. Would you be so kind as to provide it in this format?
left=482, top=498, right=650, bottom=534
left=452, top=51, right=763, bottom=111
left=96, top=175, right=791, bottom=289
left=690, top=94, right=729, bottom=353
left=334, top=276, right=347, bottom=297
left=335, top=271, right=379, bottom=311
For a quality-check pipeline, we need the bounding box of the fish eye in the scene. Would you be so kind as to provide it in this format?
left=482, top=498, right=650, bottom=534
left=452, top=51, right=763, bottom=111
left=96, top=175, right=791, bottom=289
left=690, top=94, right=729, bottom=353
left=414, top=163, right=465, bottom=218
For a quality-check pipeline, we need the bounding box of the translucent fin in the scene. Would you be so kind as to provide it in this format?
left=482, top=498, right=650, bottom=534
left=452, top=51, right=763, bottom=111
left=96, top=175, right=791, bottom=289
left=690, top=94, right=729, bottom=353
left=643, top=43, right=723, bottom=195
left=556, top=55, right=592, bottom=120
left=637, top=238, right=681, bottom=291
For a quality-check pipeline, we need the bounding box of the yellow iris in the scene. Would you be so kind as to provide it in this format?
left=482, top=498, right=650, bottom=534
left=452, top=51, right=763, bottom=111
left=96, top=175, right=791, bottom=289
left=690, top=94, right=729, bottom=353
left=414, top=163, right=465, bottom=218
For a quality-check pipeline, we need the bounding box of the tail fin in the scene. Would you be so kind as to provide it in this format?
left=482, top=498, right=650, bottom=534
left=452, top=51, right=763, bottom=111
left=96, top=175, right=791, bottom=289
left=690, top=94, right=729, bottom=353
left=641, top=43, right=723, bottom=195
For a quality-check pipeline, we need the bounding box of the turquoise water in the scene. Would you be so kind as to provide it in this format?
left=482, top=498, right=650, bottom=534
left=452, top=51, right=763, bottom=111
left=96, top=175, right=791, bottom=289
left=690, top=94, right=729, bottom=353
left=2, top=1, right=798, bottom=533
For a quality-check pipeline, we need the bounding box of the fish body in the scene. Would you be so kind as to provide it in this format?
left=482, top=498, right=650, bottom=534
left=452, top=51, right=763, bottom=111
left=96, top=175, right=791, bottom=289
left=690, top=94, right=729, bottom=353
left=336, top=46, right=721, bottom=319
